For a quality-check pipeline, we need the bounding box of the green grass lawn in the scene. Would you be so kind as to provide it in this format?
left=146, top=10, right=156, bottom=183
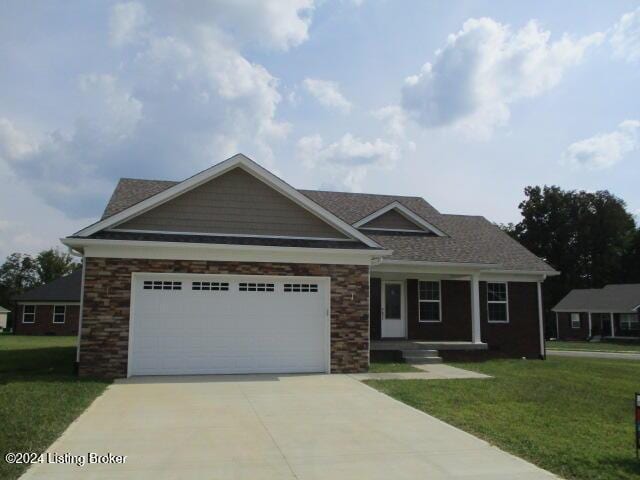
left=0, top=335, right=110, bottom=480
left=366, top=357, right=640, bottom=480
left=547, top=340, right=640, bottom=353
left=368, top=361, right=421, bottom=373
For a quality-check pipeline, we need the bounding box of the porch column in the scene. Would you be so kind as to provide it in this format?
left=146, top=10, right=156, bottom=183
left=471, top=273, right=482, bottom=343
left=610, top=312, right=615, bottom=337
left=588, top=312, right=592, bottom=338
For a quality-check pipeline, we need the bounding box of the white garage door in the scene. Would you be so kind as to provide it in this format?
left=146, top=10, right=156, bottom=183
left=129, top=274, right=329, bottom=376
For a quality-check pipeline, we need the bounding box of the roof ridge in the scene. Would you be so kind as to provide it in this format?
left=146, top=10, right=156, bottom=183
left=119, top=177, right=178, bottom=183
left=299, top=189, right=421, bottom=199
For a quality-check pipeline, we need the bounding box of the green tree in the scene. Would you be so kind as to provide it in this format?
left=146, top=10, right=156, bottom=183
left=0, top=253, right=39, bottom=312
left=505, top=186, right=637, bottom=336
left=35, top=248, right=78, bottom=284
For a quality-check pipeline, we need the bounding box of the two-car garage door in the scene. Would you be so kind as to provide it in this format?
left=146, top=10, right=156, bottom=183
left=128, top=274, right=329, bottom=376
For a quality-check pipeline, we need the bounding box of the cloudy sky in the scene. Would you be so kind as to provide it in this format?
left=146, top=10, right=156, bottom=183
left=1, top=0, right=639, bottom=259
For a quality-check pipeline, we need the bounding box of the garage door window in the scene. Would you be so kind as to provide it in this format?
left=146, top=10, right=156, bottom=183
left=192, top=281, right=229, bottom=291
left=143, top=280, right=182, bottom=291
left=284, top=283, right=318, bottom=293
left=239, top=282, right=275, bottom=292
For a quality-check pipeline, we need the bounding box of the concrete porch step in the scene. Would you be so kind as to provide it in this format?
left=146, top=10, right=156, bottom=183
left=402, top=349, right=443, bottom=364
left=403, top=355, right=443, bottom=364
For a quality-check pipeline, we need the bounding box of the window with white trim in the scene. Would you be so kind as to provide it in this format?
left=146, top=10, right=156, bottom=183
left=570, top=313, right=581, bottom=329
left=284, top=283, right=318, bottom=293
left=419, top=281, right=441, bottom=322
left=487, top=282, right=508, bottom=323
left=143, top=280, right=182, bottom=291
left=239, top=282, right=274, bottom=292
left=22, top=305, right=36, bottom=324
left=53, top=305, right=66, bottom=324
left=620, top=313, right=639, bottom=331
left=192, top=281, right=229, bottom=291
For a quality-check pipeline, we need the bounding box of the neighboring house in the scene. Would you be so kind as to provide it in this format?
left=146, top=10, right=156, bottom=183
left=552, top=284, right=640, bottom=341
left=0, top=306, right=9, bottom=330
left=13, top=270, right=82, bottom=335
left=61, top=154, right=557, bottom=378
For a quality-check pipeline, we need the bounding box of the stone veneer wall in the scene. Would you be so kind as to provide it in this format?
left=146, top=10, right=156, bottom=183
left=80, top=257, right=370, bottom=377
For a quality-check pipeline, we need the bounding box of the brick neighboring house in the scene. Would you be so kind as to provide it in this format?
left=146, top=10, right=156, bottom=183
left=552, top=284, right=640, bottom=341
left=61, top=154, right=558, bottom=378
left=14, top=270, right=82, bottom=335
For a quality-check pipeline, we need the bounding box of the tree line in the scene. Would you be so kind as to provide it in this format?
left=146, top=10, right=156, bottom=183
left=0, top=249, right=79, bottom=319
left=502, top=185, right=640, bottom=336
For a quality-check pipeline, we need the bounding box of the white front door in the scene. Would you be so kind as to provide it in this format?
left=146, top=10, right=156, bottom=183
left=381, top=281, right=404, bottom=338
left=129, top=274, right=330, bottom=376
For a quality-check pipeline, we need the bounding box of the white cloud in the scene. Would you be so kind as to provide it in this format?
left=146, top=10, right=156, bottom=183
left=402, top=18, right=604, bottom=139
left=297, top=133, right=399, bottom=191
left=302, top=78, right=352, bottom=113
left=610, top=7, right=640, bottom=63
left=0, top=118, right=38, bottom=160
left=109, top=2, right=149, bottom=47
left=0, top=1, right=314, bottom=217
left=149, top=0, right=314, bottom=51
left=372, top=105, right=408, bottom=139
left=563, top=120, right=640, bottom=169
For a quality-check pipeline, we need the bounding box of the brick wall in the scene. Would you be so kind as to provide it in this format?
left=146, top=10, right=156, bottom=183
left=80, top=258, right=370, bottom=378
left=407, top=279, right=472, bottom=341
left=557, top=312, right=590, bottom=340
left=14, top=304, right=80, bottom=335
left=369, top=278, right=542, bottom=358
left=480, top=281, right=541, bottom=358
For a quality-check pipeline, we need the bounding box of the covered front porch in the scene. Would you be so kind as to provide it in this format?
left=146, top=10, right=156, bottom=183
left=369, top=261, right=548, bottom=359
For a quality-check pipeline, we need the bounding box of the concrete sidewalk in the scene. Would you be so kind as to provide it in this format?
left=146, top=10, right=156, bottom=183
left=547, top=349, right=640, bottom=360
left=22, top=374, right=556, bottom=480
left=351, top=363, right=491, bottom=380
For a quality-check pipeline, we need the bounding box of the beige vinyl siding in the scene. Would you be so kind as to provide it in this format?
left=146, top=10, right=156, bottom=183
left=360, top=209, right=423, bottom=230
left=115, top=168, right=348, bottom=238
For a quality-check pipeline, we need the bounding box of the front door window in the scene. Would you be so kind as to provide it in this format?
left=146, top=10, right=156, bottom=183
left=381, top=281, right=404, bottom=338
left=384, top=283, right=401, bottom=320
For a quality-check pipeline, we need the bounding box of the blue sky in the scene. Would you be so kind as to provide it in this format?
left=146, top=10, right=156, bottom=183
left=0, top=0, right=639, bottom=258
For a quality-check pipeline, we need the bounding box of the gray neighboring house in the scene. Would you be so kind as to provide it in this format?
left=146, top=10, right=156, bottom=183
left=0, top=306, right=9, bottom=331
left=61, top=153, right=558, bottom=378
left=552, top=284, right=640, bottom=341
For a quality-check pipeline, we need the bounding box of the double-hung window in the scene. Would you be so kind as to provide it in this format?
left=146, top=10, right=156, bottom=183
left=23, top=305, right=36, bottom=323
left=53, top=305, right=66, bottom=324
left=487, top=282, right=508, bottom=323
left=570, top=313, right=581, bottom=329
left=620, top=313, right=639, bottom=331
left=419, top=281, right=441, bottom=322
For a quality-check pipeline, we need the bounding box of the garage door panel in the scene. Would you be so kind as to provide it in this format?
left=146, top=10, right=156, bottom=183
left=129, top=275, right=328, bottom=376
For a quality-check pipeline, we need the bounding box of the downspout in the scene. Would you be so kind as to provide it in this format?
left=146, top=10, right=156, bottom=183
left=537, top=280, right=545, bottom=359
left=76, top=255, right=86, bottom=368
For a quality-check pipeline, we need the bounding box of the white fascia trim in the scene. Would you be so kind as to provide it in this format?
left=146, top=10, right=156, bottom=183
left=482, top=269, right=559, bottom=277
left=381, top=259, right=500, bottom=268
left=75, top=154, right=381, bottom=248
left=61, top=238, right=391, bottom=266
left=359, top=227, right=426, bottom=233
left=108, top=228, right=355, bottom=242
left=17, top=301, right=80, bottom=306
left=553, top=308, right=636, bottom=313
left=352, top=201, right=446, bottom=237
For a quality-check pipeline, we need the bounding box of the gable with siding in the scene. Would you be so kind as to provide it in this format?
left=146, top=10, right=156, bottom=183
left=114, top=167, right=348, bottom=239
left=359, top=209, right=425, bottom=231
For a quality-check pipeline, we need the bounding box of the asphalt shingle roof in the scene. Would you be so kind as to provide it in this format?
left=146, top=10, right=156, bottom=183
left=552, top=284, right=640, bottom=312
left=14, top=269, right=82, bottom=302
left=96, top=177, right=555, bottom=273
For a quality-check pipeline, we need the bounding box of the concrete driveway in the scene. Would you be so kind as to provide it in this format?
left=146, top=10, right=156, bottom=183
left=22, top=374, right=557, bottom=480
